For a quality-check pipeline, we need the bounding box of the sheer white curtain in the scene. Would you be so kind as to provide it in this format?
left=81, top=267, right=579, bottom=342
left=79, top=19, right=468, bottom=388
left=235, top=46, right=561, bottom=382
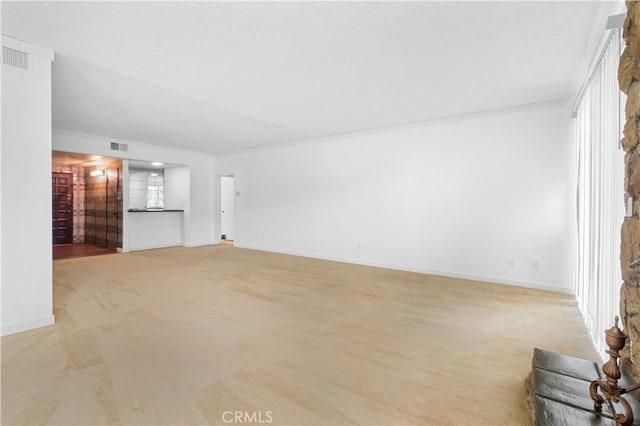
left=575, top=28, right=625, bottom=357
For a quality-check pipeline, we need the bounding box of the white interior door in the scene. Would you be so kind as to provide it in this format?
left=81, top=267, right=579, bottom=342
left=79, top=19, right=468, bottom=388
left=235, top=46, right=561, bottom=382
left=221, top=176, right=234, bottom=240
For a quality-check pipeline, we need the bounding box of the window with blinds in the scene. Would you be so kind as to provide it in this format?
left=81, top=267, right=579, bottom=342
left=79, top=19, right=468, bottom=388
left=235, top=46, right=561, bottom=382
left=574, top=28, right=626, bottom=358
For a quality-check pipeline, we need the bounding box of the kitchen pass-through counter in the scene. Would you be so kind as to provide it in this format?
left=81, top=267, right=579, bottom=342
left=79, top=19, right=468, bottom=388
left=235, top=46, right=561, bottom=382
left=127, top=209, right=185, bottom=251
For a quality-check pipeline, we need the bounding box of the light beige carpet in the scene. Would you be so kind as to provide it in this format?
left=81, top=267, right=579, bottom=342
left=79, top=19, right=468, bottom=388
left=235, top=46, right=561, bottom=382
left=2, top=245, right=599, bottom=425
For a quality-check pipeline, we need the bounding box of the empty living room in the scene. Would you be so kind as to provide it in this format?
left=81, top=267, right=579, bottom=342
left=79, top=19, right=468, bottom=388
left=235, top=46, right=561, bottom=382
left=2, top=1, right=639, bottom=425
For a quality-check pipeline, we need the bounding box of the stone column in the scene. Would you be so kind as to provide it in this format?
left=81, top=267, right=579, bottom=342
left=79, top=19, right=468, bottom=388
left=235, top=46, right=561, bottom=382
left=619, top=0, right=640, bottom=377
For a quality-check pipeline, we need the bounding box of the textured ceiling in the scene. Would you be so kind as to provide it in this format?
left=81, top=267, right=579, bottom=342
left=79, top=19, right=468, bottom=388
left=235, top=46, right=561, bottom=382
left=2, top=1, right=614, bottom=154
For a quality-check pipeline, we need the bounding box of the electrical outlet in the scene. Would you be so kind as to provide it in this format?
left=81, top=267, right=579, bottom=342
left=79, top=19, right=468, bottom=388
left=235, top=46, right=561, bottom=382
left=507, top=258, right=515, bottom=267
left=532, top=260, right=540, bottom=270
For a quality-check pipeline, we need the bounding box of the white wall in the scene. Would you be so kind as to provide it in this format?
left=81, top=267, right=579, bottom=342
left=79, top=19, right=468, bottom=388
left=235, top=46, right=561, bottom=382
left=164, top=166, right=190, bottom=211
left=53, top=130, right=216, bottom=249
left=1, top=37, right=55, bottom=335
left=216, top=100, right=576, bottom=293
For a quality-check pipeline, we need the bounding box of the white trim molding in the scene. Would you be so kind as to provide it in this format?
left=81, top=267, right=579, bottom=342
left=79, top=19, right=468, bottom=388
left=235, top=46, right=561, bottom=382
left=2, top=315, right=55, bottom=337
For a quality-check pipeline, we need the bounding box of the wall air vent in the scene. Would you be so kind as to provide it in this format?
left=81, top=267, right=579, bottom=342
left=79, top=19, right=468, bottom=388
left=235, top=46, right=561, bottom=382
left=110, top=142, right=129, bottom=152
left=2, top=46, right=29, bottom=70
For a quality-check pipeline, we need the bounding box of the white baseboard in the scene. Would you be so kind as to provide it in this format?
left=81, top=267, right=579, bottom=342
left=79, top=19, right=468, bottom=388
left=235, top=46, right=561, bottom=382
left=2, top=314, right=55, bottom=336
left=129, top=243, right=182, bottom=251
left=184, top=240, right=215, bottom=248
left=183, top=242, right=202, bottom=248
left=233, top=243, right=574, bottom=295
left=129, top=241, right=216, bottom=250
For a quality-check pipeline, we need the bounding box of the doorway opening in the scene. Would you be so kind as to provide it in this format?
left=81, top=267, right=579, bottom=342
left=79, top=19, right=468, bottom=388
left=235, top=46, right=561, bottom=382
left=52, top=172, right=73, bottom=245
left=220, top=176, right=234, bottom=244
left=52, top=151, right=123, bottom=260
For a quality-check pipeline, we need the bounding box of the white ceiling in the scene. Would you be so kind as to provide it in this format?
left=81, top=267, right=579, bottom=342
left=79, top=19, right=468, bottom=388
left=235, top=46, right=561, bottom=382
left=2, top=1, right=610, bottom=154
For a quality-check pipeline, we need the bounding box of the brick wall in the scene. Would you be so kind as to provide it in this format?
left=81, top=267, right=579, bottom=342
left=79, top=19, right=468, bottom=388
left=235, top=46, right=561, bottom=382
left=619, top=0, right=640, bottom=377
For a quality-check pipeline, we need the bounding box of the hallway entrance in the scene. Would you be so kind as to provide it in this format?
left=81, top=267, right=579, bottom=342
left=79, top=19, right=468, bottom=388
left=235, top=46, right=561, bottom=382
left=52, top=151, right=123, bottom=260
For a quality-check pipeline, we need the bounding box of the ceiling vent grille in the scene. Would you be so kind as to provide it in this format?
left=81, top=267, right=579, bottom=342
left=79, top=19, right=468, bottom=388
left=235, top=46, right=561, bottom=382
left=110, top=142, right=128, bottom=152
left=2, top=46, right=29, bottom=70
